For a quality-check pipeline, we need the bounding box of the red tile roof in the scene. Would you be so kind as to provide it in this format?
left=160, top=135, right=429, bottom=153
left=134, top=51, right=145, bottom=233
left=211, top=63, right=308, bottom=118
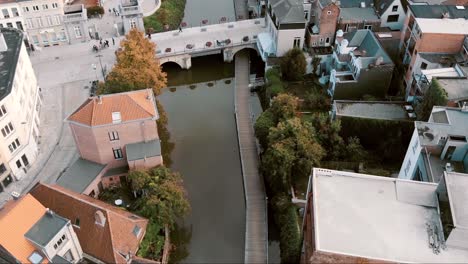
left=30, top=184, right=148, bottom=264
left=67, top=89, right=158, bottom=126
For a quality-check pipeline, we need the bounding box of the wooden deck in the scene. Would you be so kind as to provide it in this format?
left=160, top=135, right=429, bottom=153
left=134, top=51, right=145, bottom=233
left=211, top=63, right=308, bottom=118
left=234, top=50, right=268, bottom=264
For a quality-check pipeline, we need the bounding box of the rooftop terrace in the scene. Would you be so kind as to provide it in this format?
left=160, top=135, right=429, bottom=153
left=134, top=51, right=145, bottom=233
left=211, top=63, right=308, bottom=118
left=334, top=100, right=413, bottom=120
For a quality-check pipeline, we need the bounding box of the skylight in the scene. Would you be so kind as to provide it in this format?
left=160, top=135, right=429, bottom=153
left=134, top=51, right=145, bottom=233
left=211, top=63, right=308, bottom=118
left=28, top=252, right=43, bottom=264
left=112, top=112, right=121, bottom=124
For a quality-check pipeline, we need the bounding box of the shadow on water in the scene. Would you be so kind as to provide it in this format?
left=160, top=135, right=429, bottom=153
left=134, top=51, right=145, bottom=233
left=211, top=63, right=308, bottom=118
left=169, top=222, right=193, bottom=263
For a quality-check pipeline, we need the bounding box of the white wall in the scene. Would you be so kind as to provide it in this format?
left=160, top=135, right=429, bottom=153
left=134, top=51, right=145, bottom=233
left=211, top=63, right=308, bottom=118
left=379, top=0, right=406, bottom=30
left=0, top=3, right=25, bottom=30
left=41, top=222, right=83, bottom=263
left=276, top=28, right=305, bottom=56
left=0, top=42, right=41, bottom=180
left=399, top=128, right=422, bottom=180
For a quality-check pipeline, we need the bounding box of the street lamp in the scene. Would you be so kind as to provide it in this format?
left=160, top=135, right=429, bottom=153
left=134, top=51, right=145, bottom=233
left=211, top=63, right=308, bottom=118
left=95, top=54, right=105, bottom=80
left=91, top=64, right=98, bottom=81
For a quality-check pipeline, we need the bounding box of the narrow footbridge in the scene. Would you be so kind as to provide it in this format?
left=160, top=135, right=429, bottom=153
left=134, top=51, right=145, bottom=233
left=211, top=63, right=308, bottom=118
left=150, top=18, right=266, bottom=69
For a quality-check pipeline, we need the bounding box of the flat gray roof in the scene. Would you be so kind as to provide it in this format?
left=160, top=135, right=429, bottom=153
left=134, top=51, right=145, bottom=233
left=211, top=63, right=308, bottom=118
left=126, top=140, right=161, bottom=161
left=446, top=172, right=468, bottom=229
left=0, top=28, right=23, bottom=101
left=103, top=165, right=128, bottom=177
left=334, top=100, right=411, bottom=120
left=25, top=212, right=68, bottom=247
left=56, top=158, right=105, bottom=193
left=269, top=0, right=305, bottom=24
left=416, top=107, right=468, bottom=146
left=52, top=254, right=71, bottom=264
left=340, top=8, right=379, bottom=21
left=438, top=78, right=468, bottom=101
left=311, top=168, right=468, bottom=263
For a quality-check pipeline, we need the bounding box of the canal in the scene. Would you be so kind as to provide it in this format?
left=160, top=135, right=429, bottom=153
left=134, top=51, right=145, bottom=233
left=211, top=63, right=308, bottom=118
left=159, top=56, right=245, bottom=263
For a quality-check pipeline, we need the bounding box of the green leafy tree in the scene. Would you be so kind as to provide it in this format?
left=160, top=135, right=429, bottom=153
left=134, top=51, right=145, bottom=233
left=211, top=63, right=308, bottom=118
left=269, top=93, right=299, bottom=123
left=280, top=48, right=306, bottom=81
left=254, top=111, right=275, bottom=150
left=129, top=166, right=190, bottom=227
left=104, top=29, right=167, bottom=95
left=304, top=89, right=331, bottom=112
left=416, top=79, right=448, bottom=121
left=345, top=136, right=368, bottom=162
left=309, top=113, right=344, bottom=160
left=137, top=220, right=165, bottom=260
left=263, top=118, right=324, bottom=192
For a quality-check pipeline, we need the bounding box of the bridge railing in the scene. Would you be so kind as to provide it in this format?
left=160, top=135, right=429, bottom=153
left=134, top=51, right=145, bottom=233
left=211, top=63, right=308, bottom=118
left=156, top=39, right=259, bottom=58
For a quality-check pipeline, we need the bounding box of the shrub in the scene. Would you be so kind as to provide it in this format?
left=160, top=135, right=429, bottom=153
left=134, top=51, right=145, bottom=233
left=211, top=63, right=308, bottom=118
left=415, top=79, right=448, bottom=121
left=271, top=194, right=302, bottom=264
left=87, top=6, right=104, bottom=16
left=280, top=48, right=306, bottom=81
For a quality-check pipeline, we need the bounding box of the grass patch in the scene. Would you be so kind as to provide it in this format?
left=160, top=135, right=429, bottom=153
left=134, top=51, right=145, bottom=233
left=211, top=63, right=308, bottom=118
left=144, top=0, right=186, bottom=32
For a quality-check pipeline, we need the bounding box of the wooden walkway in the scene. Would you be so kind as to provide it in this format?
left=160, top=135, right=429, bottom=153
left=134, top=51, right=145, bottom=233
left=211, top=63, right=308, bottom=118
left=234, top=50, right=268, bottom=264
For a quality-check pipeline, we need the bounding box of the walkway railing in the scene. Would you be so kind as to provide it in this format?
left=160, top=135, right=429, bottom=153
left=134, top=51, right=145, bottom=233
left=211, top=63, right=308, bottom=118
left=157, top=39, right=258, bottom=58
left=234, top=50, right=268, bottom=263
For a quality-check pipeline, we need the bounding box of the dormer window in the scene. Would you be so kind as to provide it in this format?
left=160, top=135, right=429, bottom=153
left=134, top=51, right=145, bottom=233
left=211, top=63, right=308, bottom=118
left=95, top=210, right=106, bottom=226
left=112, top=112, right=121, bottom=124
left=133, top=225, right=142, bottom=238
left=28, top=252, right=43, bottom=264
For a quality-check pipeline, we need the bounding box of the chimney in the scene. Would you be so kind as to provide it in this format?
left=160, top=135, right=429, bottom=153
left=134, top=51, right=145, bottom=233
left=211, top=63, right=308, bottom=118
left=0, top=33, right=8, bottom=52
left=11, top=191, right=20, bottom=200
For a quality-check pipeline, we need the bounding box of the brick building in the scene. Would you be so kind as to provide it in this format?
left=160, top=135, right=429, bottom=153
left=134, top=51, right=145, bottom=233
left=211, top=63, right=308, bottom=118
left=399, top=5, right=468, bottom=101
left=59, top=89, right=163, bottom=197
left=306, top=0, right=340, bottom=47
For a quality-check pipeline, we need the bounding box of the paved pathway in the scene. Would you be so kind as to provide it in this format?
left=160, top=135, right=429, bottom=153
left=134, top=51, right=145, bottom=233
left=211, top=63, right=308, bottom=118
left=234, top=50, right=267, bottom=264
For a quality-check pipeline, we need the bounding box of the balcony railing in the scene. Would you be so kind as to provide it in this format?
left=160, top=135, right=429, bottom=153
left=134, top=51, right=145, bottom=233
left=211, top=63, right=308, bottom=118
left=63, top=13, right=83, bottom=22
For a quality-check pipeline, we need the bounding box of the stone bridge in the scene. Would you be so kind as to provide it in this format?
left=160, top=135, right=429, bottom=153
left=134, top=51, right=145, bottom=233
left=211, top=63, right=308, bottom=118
left=150, top=18, right=266, bottom=69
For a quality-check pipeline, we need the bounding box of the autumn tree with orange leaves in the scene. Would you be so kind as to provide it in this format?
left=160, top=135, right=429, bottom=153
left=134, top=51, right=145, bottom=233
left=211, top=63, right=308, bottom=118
left=103, top=29, right=167, bottom=95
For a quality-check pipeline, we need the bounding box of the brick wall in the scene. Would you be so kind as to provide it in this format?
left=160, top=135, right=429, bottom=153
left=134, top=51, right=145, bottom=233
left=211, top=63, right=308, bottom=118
left=69, top=119, right=159, bottom=168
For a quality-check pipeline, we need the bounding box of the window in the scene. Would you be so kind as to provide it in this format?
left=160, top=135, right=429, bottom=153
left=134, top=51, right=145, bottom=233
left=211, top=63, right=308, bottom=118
left=46, top=16, right=52, bottom=26
left=2, top=174, right=12, bottom=187
left=293, top=37, right=301, bottom=48
left=404, top=160, right=412, bottom=176
left=130, top=19, right=137, bottom=29
left=387, top=14, right=399, bottom=23
left=11, top=7, right=19, bottom=17
left=63, top=250, right=74, bottom=262
left=73, top=26, right=82, bottom=38
left=364, top=25, right=372, bottom=30
left=6, top=23, right=12, bottom=28
left=41, top=33, right=48, bottom=44
left=74, top=218, right=80, bottom=226
left=35, top=17, right=43, bottom=28
left=113, top=148, right=123, bottom=159
left=0, top=163, right=6, bottom=175
left=23, top=6, right=29, bottom=12
left=108, top=131, right=119, bottom=141
left=2, top=9, right=10, bottom=18
left=52, top=2, right=58, bottom=8
left=59, top=32, right=67, bottom=41
left=42, top=4, right=48, bottom=9
left=304, top=10, right=309, bottom=20
left=21, top=154, right=29, bottom=167
left=133, top=225, right=142, bottom=237
left=16, top=160, right=21, bottom=169
left=1, top=122, right=14, bottom=137
left=327, top=10, right=331, bottom=15
left=32, top=35, right=39, bottom=44
left=28, top=252, right=43, bottom=264
left=0, top=105, right=7, bottom=118
left=16, top=21, right=23, bottom=30
left=344, top=24, right=350, bottom=32
left=53, top=15, right=61, bottom=25
left=325, top=37, right=330, bottom=44
left=26, top=18, right=34, bottom=29
left=421, top=62, right=427, bottom=70
left=412, top=140, right=418, bottom=154
left=51, top=32, right=57, bottom=42
left=8, top=138, right=20, bottom=153
left=112, top=112, right=121, bottom=124
left=32, top=5, right=39, bottom=11
left=392, top=5, right=398, bottom=12
left=95, top=211, right=106, bottom=226
left=0, top=24, right=3, bottom=28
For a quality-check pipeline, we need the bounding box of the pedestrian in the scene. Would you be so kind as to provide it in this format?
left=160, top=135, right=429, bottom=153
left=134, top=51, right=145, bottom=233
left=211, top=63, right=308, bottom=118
left=179, top=26, right=182, bottom=32
left=99, top=39, right=102, bottom=46
left=108, top=8, right=111, bottom=13
left=105, top=40, right=109, bottom=47
left=112, top=37, right=115, bottom=46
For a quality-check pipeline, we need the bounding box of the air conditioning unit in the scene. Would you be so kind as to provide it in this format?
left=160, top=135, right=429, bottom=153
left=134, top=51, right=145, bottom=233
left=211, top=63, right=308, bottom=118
left=11, top=191, right=20, bottom=200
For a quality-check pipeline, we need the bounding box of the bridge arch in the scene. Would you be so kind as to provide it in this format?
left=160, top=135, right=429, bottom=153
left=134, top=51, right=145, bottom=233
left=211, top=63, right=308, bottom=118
left=160, top=60, right=184, bottom=69
left=232, top=46, right=259, bottom=58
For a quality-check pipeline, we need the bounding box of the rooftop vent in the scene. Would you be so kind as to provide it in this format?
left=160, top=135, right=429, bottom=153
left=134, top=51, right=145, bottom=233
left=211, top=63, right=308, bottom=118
left=11, top=191, right=20, bottom=200
left=336, top=29, right=344, bottom=37
left=360, top=2, right=366, bottom=8
left=455, top=6, right=465, bottom=9
left=0, top=33, right=7, bottom=52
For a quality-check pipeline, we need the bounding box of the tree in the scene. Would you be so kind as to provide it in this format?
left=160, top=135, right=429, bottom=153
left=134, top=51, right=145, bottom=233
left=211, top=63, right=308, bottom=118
left=269, top=93, right=299, bottom=123
left=309, top=113, right=344, bottom=160
left=105, top=29, right=167, bottom=95
left=129, top=166, right=190, bottom=227
left=280, top=48, right=306, bottom=81
left=263, top=118, right=324, bottom=192
left=304, top=89, right=331, bottom=112
left=345, top=136, right=368, bottom=162
left=254, top=111, right=275, bottom=150
left=416, top=79, right=448, bottom=121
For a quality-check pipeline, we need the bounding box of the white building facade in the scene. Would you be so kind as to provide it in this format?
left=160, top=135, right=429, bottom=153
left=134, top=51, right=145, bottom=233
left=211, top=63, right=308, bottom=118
left=0, top=28, right=41, bottom=192
left=0, top=0, right=24, bottom=31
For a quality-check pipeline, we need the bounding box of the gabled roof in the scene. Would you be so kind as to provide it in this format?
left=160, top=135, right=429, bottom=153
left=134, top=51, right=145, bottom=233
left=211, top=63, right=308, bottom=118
left=374, top=0, right=397, bottom=14
left=409, top=4, right=468, bottom=19
left=343, top=30, right=392, bottom=64
left=269, top=0, right=305, bottom=24
left=67, top=89, right=158, bottom=126
left=30, top=184, right=149, bottom=264
left=0, top=194, right=47, bottom=264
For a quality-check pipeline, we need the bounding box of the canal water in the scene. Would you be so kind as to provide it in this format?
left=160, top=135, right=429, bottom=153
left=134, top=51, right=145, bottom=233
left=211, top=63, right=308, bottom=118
left=159, top=56, right=245, bottom=263
left=182, top=0, right=236, bottom=27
